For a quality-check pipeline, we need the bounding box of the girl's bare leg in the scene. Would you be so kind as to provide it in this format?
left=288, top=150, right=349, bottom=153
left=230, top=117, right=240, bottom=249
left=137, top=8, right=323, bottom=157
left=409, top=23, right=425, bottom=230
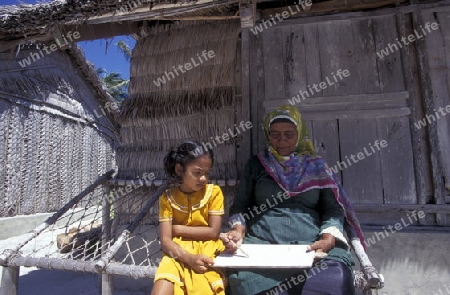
left=151, top=279, right=175, bottom=295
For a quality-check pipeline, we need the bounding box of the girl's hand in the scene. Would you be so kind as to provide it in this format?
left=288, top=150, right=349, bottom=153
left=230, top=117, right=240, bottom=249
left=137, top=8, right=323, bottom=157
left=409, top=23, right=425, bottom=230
left=308, top=233, right=335, bottom=254
left=186, top=254, right=214, bottom=273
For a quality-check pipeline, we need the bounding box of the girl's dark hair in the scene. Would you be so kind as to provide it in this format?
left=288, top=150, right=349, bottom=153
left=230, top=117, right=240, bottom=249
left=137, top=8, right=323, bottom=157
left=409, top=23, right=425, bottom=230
left=164, top=140, right=214, bottom=183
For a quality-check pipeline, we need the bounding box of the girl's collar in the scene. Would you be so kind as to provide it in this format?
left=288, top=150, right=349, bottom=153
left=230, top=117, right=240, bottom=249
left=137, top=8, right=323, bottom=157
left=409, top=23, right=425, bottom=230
left=178, top=187, right=194, bottom=194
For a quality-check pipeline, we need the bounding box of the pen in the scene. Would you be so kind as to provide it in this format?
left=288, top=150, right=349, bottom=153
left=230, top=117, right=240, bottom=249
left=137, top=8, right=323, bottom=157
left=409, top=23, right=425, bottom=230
left=237, top=246, right=249, bottom=258
left=219, top=233, right=249, bottom=257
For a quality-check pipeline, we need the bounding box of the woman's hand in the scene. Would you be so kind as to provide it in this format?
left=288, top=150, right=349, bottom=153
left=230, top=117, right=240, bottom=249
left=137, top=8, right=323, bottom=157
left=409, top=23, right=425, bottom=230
left=185, top=254, right=214, bottom=273
left=219, top=226, right=245, bottom=253
left=308, top=233, right=335, bottom=254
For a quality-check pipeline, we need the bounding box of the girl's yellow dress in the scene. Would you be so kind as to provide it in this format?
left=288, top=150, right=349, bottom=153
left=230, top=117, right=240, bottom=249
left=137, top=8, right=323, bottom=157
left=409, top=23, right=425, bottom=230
left=154, top=184, right=226, bottom=295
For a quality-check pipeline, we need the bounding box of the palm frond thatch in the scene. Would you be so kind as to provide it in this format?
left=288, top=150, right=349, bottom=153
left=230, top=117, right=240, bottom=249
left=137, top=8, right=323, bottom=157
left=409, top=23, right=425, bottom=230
left=116, top=20, right=241, bottom=182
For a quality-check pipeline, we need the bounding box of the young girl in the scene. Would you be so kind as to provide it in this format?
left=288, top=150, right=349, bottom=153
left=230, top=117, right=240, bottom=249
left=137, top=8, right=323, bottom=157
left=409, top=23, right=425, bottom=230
left=151, top=141, right=226, bottom=295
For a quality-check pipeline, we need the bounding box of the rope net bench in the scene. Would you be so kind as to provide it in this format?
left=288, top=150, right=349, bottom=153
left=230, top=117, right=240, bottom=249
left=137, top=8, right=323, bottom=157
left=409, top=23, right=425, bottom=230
left=0, top=170, right=384, bottom=295
left=0, top=170, right=166, bottom=294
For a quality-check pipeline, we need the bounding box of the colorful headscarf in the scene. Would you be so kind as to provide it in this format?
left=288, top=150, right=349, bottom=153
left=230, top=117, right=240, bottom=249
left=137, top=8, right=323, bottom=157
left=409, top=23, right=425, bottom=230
left=258, top=105, right=366, bottom=248
left=263, top=105, right=315, bottom=162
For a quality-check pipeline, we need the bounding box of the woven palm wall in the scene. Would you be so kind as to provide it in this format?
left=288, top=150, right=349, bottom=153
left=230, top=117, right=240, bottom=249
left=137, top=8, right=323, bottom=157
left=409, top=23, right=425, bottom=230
left=116, top=20, right=241, bottom=223
left=0, top=46, right=117, bottom=217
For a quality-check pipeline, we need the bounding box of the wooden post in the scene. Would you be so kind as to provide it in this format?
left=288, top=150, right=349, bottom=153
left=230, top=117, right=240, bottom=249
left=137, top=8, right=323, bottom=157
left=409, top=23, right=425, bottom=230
left=239, top=0, right=257, bottom=28
left=101, top=273, right=114, bottom=295
left=1, top=266, right=20, bottom=295
left=413, top=11, right=447, bottom=225
left=239, top=28, right=252, bottom=176
left=101, top=184, right=114, bottom=295
left=396, top=12, right=429, bottom=218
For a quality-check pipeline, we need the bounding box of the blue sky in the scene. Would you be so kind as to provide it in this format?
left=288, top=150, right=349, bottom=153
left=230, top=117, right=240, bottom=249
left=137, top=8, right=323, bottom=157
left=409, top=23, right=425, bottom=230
left=78, top=37, right=135, bottom=79
left=0, top=0, right=134, bottom=79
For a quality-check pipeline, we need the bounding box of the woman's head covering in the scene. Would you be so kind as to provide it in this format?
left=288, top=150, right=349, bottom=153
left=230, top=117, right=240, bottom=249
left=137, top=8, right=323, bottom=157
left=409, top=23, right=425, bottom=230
left=263, top=105, right=315, bottom=159
left=258, top=105, right=366, bottom=249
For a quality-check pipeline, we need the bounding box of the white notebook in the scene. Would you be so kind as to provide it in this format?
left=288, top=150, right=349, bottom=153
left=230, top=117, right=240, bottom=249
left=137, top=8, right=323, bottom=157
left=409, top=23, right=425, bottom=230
left=213, top=244, right=315, bottom=268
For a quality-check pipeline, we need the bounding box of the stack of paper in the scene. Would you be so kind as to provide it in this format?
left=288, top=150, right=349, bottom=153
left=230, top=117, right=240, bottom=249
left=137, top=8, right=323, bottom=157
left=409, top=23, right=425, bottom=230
left=213, top=244, right=315, bottom=268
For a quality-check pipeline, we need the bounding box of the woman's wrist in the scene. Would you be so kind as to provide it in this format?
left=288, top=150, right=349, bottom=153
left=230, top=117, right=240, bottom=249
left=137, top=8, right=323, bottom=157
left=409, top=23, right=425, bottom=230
left=232, top=224, right=246, bottom=235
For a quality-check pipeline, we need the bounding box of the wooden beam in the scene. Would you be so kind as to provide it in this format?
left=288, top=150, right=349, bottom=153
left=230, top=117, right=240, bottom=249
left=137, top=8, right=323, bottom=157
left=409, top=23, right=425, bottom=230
left=264, top=92, right=410, bottom=107
left=156, top=15, right=240, bottom=21
left=0, top=22, right=140, bottom=52
left=260, top=0, right=408, bottom=20
left=263, top=92, right=411, bottom=118
left=354, top=204, right=450, bottom=214
left=61, top=22, right=140, bottom=43
left=81, top=0, right=238, bottom=25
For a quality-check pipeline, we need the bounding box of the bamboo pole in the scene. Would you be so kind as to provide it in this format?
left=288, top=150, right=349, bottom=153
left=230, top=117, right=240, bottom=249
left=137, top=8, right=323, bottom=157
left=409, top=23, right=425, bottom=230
left=0, top=169, right=115, bottom=266
left=94, top=181, right=168, bottom=272
left=105, top=262, right=157, bottom=278
left=2, top=257, right=159, bottom=280
left=7, top=256, right=98, bottom=273
left=345, top=225, right=384, bottom=292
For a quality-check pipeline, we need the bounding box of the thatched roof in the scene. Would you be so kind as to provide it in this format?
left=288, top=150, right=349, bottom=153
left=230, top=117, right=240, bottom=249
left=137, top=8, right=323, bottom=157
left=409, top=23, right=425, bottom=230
left=0, top=43, right=119, bottom=138
left=0, top=0, right=122, bottom=39
left=0, top=0, right=239, bottom=47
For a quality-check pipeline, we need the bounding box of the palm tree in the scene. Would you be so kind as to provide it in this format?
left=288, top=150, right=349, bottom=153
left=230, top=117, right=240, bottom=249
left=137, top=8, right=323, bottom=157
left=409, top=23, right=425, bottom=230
left=116, top=40, right=132, bottom=62
left=97, top=39, right=133, bottom=104
left=97, top=68, right=129, bottom=104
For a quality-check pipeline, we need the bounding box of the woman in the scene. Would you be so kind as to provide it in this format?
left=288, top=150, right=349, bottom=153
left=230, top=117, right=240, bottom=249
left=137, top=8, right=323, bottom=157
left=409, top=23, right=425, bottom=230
left=222, top=105, right=365, bottom=295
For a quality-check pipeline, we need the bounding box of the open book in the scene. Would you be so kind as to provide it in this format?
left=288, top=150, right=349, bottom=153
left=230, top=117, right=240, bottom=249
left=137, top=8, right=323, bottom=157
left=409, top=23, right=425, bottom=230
left=213, top=244, right=316, bottom=268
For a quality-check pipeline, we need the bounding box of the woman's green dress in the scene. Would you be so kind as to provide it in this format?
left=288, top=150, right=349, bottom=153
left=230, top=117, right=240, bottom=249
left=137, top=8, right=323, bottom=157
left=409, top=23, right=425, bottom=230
left=227, top=156, right=354, bottom=294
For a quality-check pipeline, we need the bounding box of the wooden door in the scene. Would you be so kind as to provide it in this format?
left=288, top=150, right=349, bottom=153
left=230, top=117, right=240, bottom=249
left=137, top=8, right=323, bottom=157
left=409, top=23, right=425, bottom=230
left=241, top=12, right=445, bottom=225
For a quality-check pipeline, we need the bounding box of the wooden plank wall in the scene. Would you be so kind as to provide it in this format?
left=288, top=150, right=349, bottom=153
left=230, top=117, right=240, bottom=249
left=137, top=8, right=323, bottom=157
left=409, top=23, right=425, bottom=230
left=244, top=9, right=450, bottom=225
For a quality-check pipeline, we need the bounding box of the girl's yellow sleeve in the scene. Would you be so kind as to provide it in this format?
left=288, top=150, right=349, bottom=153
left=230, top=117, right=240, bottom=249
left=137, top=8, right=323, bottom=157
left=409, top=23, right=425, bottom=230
left=209, top=185, right=224, bottom=216
left=159, top=193, right=173, bottom=222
